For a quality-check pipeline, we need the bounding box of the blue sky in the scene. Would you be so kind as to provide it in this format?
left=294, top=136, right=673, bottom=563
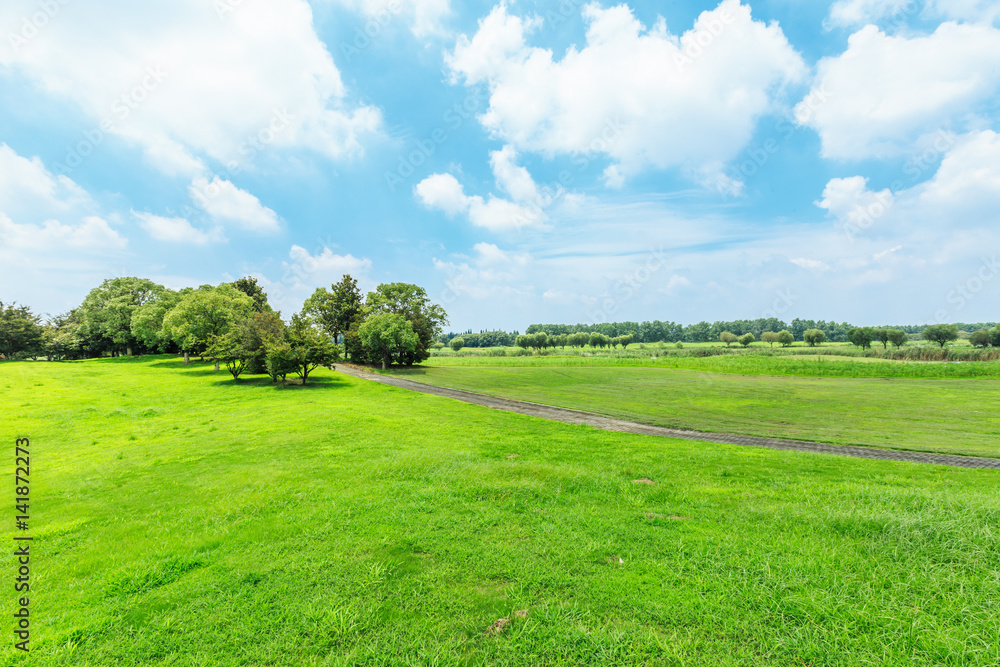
left=2, top=0, right=999, bottom=332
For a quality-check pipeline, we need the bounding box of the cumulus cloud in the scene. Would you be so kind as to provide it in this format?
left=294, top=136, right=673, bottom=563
left=924, top=0, right=1000, bottom=24
left=281, top=245, right=373, bottom=291
left=134, top=211, right=223, bottom=245
left=0, top=143, right=91, bottom=222
left=825, top=0, right=913, bottom=28
left=797, top=22, right=1000, bottom=159
left=188, top=177, right=281, bottom=234
left=415, top=145, right=557, bottom=231
left=332, top=0, right=453, bottom=38
left=445, top=0, right=805, bottom=186
left=0, top=0, right=382, bottom=175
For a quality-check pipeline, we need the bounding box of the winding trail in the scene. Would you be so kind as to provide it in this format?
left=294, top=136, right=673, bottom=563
left=335, top=364, right=1000, bottom=470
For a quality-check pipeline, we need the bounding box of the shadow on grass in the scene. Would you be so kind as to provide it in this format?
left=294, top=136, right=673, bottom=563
left=208, top=373, right=349, bottom=391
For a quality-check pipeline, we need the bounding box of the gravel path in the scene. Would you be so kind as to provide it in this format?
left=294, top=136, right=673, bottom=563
left=335, top=364, right=1000, bottom=470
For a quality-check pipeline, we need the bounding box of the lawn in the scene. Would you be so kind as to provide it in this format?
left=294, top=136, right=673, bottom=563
left=2, top=356, right=1000, bottom=665
left=383, top=365, right=1000, bottom=457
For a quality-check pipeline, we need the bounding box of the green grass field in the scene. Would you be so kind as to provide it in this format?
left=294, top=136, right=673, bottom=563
left=3, top=357, right=1000, bottom=665
left=382, top=365, right=1000, bottom=457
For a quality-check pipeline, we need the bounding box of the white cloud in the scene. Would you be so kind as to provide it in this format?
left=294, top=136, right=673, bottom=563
left=0, top=0, right=382, bottom=175
left=797, top=22, right=1000, bottom=160
left=134, top=211, right=222, bottom=245
left=0, top=143, right=91, bottom=222
left=281, top=245, right=373, bottom=291
left=789, top=258, right=830, bottom=271
left=816, top=176, right=894, bottom=223
left=415, top=145, right=556, bottom=231
left=825, top=0, right=912, bottom=28
left=0, top=213, right=127, bottom=253
left=332, top=0, right=453, bottom=38
left=189, top=177, right=281, bottom=234
left=445, top=1, right=805, bottom=186
left=924, top=0, right=1000, bottom=24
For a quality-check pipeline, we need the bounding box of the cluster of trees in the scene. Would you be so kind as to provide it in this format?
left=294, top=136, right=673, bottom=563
left=506, top=332, right=634, bottom=351
left=965, top=325, right=1000, bottom=348
left=0, top=275, right=448, bottom=378
left=526, top=319, right=856, bottom=344
left=844, top=327, right=911, bottom=350
left=441, top=330, right=519, bottom=348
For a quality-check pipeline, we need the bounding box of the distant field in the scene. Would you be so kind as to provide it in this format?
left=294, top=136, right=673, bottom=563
left=383, top=365, right=1000, bottom=457
left=425, top=350, right=1000, bottom=379
left=4, top=357, right=1000, bottom=665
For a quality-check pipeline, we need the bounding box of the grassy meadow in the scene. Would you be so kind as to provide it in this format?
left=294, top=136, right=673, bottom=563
left=381, top=365, right=1000, bottom=457
left=2, top=356, right=1000, bottom=665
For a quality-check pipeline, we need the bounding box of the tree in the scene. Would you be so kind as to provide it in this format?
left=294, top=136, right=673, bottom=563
left=206, top=329, right=248, bottom=381
left=0, top=302, right=44, bottom=360
left=43, top=311, right=84, bottom=361
left=872, top=327, right=892, bottom=349
left=719, top=331, right=737, bottom=347
left=738, top=333, right=755, bottom=348
left=923, top=324, right=959, bottom=348
left=847, top=327, right=874, bottom=350
left=359, top=312, right=419, bottom=370
left=284, top=314, right=341, bottom=384
left=777, top=330, right=795, bottom=347
left=888, top=329, right=909, bottom=348
left=761, top=332, right=779, bottom=348
left=131, top=288, right=185, bottom=353
left=235, top=311, right=287, bottom=374
left=78, top=277, right=167, bottom=356
left=162, top=284, right=254, bottom=367
left=231, top=276, right=272, bottom=313
left=303, top=275, right=363, bottom=350
left=803, top=329, right=826, bottom=347
left=970, top=329, right=991, bottom=348
left=450, top=337, right=465, bottom=351
left=990, top=325, right=1000, bottom=348
left=618, top=333, right=634, bottom=350
left=364, top=283, right=447, bottom=364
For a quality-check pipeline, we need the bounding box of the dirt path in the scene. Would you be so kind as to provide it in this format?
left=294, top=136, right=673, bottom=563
left=334, top=364, right=1000, bottom=470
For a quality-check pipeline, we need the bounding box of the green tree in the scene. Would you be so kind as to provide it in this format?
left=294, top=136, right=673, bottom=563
left=284, top=313, right=341, bottom=384
left=78, top=277, right=167, bottom=356
left=359, top=312, right=419, bottom=370
left=761, top=332, right=779, bottom=348
left=888, top=329, right=909, bottom=348
left=847, top=327, right=874, bottom=350
left=872, top=327, right=891, bottom=349
left=235, top=311, right=287, bottom=374
left=738, top=333, right=755, bottom=348
left=618, top=333, right=634, bottom=350
left=719, top=331, right=737, bottom=347
left=162, top=284, right=254, bottom=367
left=922, top=324, right=959, bottom=348
left=803, top=329, right=826, bottom=347
left=364, top=283, right=447, bottom=364
left=131, top=288, right=185, bottom=353
left=969, top=329, right=991, bottom=348
left=0, top=302, right=44, bottom=360
left=450, top=337, right=465, bottom=351
left=777, top=330, right=795, bottom=347
left=990, top=325, right=1000, bottom=348
left=206, top=329, right=248, bottom=381
left=303, top=275, right=363, bottom=350
left=231, top=276, right=272, bottom=313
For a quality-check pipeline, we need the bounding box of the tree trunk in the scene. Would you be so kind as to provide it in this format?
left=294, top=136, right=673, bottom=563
left=214, top=360, right=220, bottom=371
left=382, top=358, right=387, bottom=370
left=126, top=346, right=133, bottom=357
left=183, top=352, right=190, bottom=364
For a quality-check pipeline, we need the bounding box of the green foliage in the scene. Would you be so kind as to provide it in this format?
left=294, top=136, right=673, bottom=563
left=970, top=329, right=991, bottom=348
left=365, top=283, right=447, bottom=365
left=761, top=332, right=779, bottom=347
left=78, top=277, right=167, bottom=355
left=923, top=324, right=960, bottom=348
left=131, top=288, right=185, bottom=353
left=719, top=331, right=737, bottom=347
left=450, top=337, right=464, bottom=351
left=230, top=276, right=272, bottom=313
left=283, top=314, right=341, bottom=384
left=206, top=329, right=248, bottom=381
left=0, top=301, right=44, bottom=360
left=777, top=330, right=795, bottom=347
left=990, top=325, right=1000, bottom=348
left=737, top=333, right=755, bottom=348
left=302, top=274, right=363, bottom=347
left=847, top=327, right=874, bottom=350
left=803, top=329, right=827, bottom=347
left=359, top=312, right=419, bottom=369
left=888, top=329, right=909, bottom=348
left=162, top=284, right=254, bottom=356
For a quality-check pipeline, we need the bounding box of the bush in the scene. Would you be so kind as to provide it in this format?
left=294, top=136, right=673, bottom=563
left=450, top=337, right=465, bottom=351
left=803, top=329, right=826, bottom=347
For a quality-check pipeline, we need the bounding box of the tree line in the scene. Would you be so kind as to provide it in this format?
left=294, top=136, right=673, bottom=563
left=0, top=275, right=448, bottom=380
